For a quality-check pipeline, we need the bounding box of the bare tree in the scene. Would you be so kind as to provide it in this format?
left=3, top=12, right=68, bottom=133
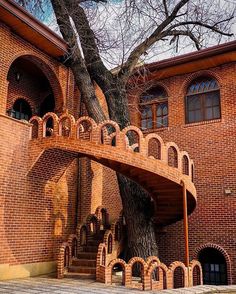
left=17, top=0, right=235, bottom=260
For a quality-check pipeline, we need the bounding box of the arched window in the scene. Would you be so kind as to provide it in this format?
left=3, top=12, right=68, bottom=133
left=186, top=77, right=220, bottom=123
left=140, top=86, right=168, bottom=130
left=8, top=98, right=32, bottom=121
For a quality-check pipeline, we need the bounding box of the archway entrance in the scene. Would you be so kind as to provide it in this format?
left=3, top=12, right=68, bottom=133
left=6, top=56, right=61, bottom=121
left=199, top=247, right=227, bottom=285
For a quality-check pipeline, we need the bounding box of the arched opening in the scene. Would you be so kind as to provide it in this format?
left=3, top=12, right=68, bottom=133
left=150, top=266, right=167, bottom=290
left=148, top=138, right=161, bottom=159
left=173, top=266, right=184, bottom=288
left=182, top=155, right=189, bottom=175
left=77, top=120, right=92, bottom=140
left=112, top=263, right=125, bottom=285
left=44, top=117, right=54, bottom=137
left=126, top=130, right=140, bottom=152
left=193, top=265, right=201, bottom=286
left=108, top=234, right=113, bottom=254
left=131, top=262, right=144, bottom=288
left=8, top=98, right=32, bottom=121
left=59, top=117, right=71, bottom=137
left=199, top=247, right=227, bottom=285
left=101, top=124, right=116, bottom=146
left=168, top=146, right=178, bottom=168
left=6, top=56, right=57, bottom=120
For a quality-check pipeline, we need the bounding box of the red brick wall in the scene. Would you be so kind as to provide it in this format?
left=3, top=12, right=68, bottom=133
left=129, top=63, right=236, bottom=284
left=0, top=22, right=78, bottom=269
left=0, top=115, right=78, bottom=265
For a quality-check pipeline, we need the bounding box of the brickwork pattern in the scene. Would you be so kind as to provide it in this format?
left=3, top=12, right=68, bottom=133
left=129, top=64, right=236, bottom=284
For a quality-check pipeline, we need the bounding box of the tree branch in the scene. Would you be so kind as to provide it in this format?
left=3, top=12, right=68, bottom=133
left=51, top=0, right=106, bottom=122
left=119, top=0, right=190, bottom=80
left=65, top=2, right=114, bottom=85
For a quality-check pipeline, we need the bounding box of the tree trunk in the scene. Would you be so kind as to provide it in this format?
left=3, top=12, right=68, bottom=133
left=118, top=175, right=158, bottom=261
left=51, top=0, right=159, bottom=262
left=105, top=81, right=158, bottom=260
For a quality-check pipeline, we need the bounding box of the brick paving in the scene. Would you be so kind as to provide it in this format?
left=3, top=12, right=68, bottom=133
left=0, top=275, right=235, bottom=294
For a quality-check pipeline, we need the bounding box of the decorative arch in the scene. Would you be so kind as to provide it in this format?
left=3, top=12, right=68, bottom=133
left=183, top=72, right=221, bottom=124
left=6, top=53, right=64, bottom=113
left=58, top=113, right=75, bottom=137
left=181, top=70, right=222, bottom=96
left=194, top=243, right=232, bottom=285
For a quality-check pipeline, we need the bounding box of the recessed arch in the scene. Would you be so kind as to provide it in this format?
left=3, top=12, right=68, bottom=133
left=194, top=243, right=232, bottom=285
left=6, top=53, right=64, bottom=117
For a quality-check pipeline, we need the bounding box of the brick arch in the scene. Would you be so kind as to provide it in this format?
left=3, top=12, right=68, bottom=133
left=11, top=96, right=34, bottom=114
left=166, top=142, right=180, bottom=168
left=6, top=53, right=64, bottom=113
left=180, top=70, right=222, bottom=96
left=139, top=81, right=170, bottom=99
left=128, top=257, right=147, bottom=269
left=180, top=151, right=191, bottom=176
left=146, top=256, right=161, bottom=267
left=189, top=260, right=203, bottom=286
left=76, top=116, right=97, bottom=140
left=108, top=258, right=127, bottom=270
left=29, top=116, right=43, bottom=139
left=193, top=243, right=232, bottom=285
left=42, top=112, right=59, bottom=137
left=58, top=113, right=75, bottom=137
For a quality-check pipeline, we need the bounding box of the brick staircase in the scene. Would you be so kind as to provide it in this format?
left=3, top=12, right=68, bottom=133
left=65, top=230, right=106, bottom=279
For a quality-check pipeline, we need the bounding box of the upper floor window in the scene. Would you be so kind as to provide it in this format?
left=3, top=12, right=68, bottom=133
left=140, top=86, right=168, bottom=130
left=7, top=98, right=32, bottom=121
left=185, top=77, right=221, bottom=124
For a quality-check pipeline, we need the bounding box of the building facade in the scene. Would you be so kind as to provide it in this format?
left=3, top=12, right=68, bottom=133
left=0, top=0, right=235, bottom=286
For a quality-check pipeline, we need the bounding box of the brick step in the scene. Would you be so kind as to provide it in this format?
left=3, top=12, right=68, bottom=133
left=69, top=265, right=96, bottom=274
left=72, top=258, right=96, bottom=267
left=64, top=272, right=96, bottom=280
left=77, top=252, right=97, bottom=259
left=83, top=245, right=98, bottom=253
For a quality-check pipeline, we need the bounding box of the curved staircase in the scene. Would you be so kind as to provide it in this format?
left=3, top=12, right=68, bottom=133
left=28, top=113, right=198, bottom=284
left=28, top=112, right=197, bottom=227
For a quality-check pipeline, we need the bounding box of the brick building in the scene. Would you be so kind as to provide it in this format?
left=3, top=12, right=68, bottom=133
left=0, top=0, right=235, bottom=287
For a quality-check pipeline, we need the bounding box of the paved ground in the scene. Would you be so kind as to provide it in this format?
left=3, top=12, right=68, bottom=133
left=0, top=275, right=235, bottom=294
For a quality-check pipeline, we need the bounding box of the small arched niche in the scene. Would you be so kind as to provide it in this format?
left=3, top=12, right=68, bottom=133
left=173, top=266, right=185, bottom=288
left=101, top=124, right=116, bottom=146
left=148, top=138, right=161, bottom=159
left=126, top=130, right=140, bottom=152
left=77, top=120, right=92, bottom=140
left=168, top=146, right=178, bottom=168
left=112, top=263, right=125, bottom=286
left=182, top=155, right=189, bottom=175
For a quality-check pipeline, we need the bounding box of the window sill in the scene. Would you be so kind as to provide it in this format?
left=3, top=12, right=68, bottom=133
left=183, top=118, right=222, bottom=128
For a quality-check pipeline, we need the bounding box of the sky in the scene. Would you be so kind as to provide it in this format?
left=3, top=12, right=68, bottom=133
left=22, top=0, right=236, bottom=68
